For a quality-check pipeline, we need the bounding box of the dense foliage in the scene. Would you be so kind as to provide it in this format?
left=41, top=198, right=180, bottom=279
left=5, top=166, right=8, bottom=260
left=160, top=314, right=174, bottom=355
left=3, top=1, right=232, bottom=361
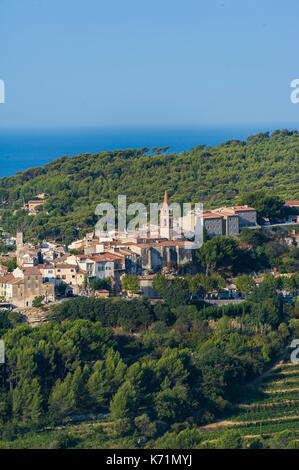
left=0, top=129, right=298, bottom=243
left=0, top=130, right=298, bottom=448
left=0, top=275, right=296, bottom=448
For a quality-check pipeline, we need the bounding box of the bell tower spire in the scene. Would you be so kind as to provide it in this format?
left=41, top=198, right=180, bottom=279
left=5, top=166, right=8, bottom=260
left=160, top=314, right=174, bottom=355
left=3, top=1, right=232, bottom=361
left=163, top=190, right=169, bottom=208
left=160, top=191, right=173, bottom=240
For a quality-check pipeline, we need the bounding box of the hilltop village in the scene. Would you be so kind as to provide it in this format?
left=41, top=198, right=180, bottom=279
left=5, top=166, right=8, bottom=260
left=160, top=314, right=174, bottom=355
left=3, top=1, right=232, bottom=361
left=0, top=145, right=298, bottom=449
left=0, top=193, right=298, bottom=313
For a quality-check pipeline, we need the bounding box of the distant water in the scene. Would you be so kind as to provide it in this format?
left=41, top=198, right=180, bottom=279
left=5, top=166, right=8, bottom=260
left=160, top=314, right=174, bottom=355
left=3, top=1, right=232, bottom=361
left=0, top=124, right=298, bottom=178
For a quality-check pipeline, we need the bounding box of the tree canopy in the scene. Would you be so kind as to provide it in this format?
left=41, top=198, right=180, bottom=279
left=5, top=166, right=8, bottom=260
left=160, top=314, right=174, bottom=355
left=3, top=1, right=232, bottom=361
left=0, top=130, right=298, bottom=243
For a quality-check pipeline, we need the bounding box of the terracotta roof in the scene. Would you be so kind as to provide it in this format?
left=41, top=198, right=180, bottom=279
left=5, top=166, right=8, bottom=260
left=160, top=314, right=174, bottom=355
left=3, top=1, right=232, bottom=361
left=115, top=249, right=134, bottom=256
left=202, top=213, right=223, bottom=219
left=89, top=257, right=111, bottom=262
left=157, top=240, right=194, bottom=246
left=2, top=273, right=16, bottom=283
left=99, top=252, right=124, bottom=260
left=90, top=255, right=121, bottom=263
left=54, top=264, right=77, bottom=269
left=0, top=274, right=10, bottom=283
left=9, top=277, right=24, bottom=285
left=212, top=209, right=239, bottom=217
left=224, top=206, right=256, bottom=212
left=163, top=190, right=169, bottom=208
left=135, top=236, right=163, bottom=240
left=129, top=240, right=193, bottom=248
left=129, top=243, right=154, bottom=248
left=0, top=274, right=24, bottom=284
left=285, top=201, right=299, bottom=206
left=19, top=267, right=42, bottom=275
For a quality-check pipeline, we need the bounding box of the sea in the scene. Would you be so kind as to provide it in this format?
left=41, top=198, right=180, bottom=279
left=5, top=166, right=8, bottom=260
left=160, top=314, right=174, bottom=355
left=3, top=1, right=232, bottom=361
left=0, top=124, right=298, bottom=178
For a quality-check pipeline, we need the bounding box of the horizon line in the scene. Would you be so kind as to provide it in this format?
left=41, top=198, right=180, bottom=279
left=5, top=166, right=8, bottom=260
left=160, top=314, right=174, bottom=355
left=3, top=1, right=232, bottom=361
left=1, top=122, right=299, bottom=131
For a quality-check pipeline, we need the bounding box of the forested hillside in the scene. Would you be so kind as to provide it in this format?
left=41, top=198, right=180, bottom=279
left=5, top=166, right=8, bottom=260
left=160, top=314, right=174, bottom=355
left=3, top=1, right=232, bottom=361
left=0, top=129, right=298, bottom=243
left=0, top=278, right=298, bottom=449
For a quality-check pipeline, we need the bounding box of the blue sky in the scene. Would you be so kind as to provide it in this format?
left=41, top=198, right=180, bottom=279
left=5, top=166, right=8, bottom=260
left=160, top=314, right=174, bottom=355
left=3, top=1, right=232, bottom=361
left=1, top=0, right=299, bottom=127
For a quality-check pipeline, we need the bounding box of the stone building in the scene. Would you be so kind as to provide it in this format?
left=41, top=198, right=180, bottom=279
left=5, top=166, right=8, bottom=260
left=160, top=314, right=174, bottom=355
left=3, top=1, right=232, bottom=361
left=65, top=253, right=125, bottom=291
left=38, top=263, right=86, bottom=288
left=0, top=265, right=8, bottom=277
left=201, top=213, right=224, bottom=237
left=16, top=232, right=42, bottom=266
left=6, top=266, right=55, bottom=308
left=180, top=204, right=256, bottom=238
left=128, top=240, right=193, bottom=272
left=211, top=209, right=239, bottom=235
left=223, top=206, right=257, bottom=228
left=23, top=199, right=45, bottom=215
left=0, top=273, right=12, bottom=300
left=160, top=191, right=174, bottom=240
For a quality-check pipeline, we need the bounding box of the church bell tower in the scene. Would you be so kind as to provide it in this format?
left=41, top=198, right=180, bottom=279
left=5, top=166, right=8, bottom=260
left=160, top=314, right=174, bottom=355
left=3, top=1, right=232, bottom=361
left=160, top=191, right=173, bottom=240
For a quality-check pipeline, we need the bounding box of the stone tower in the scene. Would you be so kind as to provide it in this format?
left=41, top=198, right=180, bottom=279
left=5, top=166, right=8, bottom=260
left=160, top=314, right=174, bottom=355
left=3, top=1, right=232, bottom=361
left=16, top=232, right=24, bottom=249
left=160, top=191, right=173, bottom=240
left=16, top=232, right=24, bottom=265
